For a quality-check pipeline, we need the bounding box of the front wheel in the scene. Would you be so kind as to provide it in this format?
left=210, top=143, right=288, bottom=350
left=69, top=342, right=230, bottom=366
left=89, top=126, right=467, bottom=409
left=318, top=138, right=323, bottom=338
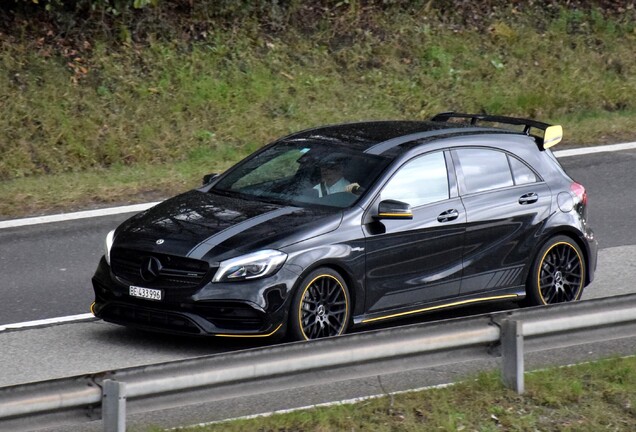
left=525, top=235, right=586, bottom=306
left=288, top=268, right=351, bottom=341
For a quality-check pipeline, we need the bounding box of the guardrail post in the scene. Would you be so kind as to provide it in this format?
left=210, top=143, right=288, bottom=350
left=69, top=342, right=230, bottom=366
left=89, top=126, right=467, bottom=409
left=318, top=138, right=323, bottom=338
left=103, top=379, right=126, bottom=432
left=501, top=319, right=524, bottom=394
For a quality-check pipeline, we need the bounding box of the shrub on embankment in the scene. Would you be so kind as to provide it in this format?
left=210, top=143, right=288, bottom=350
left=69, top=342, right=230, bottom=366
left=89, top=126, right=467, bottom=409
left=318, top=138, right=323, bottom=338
left=1, top=1, right=635, bottom=181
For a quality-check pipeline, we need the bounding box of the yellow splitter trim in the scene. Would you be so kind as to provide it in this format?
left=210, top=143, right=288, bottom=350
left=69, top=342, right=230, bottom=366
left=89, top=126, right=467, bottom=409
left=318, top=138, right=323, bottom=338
left=361, top=294, right=519, bottom=324
left=216, top=323, right=283, bottom=338
left=91, top=301, right=282, bottom=338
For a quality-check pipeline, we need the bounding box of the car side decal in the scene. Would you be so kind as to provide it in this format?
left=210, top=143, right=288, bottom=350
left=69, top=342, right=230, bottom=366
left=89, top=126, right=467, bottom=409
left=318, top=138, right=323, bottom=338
left=186, top=206, right=298, bottom=259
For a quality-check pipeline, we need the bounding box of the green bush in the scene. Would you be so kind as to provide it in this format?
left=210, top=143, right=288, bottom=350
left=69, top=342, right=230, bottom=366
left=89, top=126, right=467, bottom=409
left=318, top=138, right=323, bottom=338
left=1, top=2, right=636, bottom=181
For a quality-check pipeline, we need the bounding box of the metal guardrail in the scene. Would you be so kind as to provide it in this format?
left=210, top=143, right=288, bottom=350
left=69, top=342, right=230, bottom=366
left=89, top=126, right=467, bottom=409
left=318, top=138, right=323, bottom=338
left=1, top=294, right=636, bottom=432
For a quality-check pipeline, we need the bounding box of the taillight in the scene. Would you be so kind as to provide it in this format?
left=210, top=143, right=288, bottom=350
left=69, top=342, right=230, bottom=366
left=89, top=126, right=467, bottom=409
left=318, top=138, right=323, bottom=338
left=571, top=182, right=587, bottom=206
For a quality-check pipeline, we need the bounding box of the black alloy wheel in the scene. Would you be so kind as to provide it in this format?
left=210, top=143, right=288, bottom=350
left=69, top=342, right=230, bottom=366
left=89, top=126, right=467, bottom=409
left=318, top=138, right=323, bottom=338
left=525, top=236, right=585, bottom=306
left=289, top=268, right=350, bottom=341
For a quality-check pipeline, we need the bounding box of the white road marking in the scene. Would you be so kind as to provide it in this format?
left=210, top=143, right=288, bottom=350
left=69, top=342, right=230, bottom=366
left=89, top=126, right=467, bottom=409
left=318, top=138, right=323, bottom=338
left=0, top=201, right=160, bottom=229
left=553, top=141, right=636, bottom=157
left=1, top=244, right=627, bottom=332
left=0, top=141, right=633, bottom=329
left=0, top=141, right=635, bottom=231
left=0, top=313, right=95, bottom=332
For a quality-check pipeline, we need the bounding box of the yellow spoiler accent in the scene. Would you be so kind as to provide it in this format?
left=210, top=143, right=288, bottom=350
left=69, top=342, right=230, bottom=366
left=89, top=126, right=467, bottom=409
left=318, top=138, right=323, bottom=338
left=543, top=125, right=563, bottom=149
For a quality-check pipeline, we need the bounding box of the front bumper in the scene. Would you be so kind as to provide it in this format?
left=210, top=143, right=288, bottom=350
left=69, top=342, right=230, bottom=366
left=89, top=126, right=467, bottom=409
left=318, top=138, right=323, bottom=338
left=91, top=256, right=297, bottom=337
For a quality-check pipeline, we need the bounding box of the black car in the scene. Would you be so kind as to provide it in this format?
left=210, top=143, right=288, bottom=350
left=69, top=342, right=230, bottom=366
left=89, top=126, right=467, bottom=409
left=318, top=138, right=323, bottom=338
left=92, top=112, right=598, bottom=341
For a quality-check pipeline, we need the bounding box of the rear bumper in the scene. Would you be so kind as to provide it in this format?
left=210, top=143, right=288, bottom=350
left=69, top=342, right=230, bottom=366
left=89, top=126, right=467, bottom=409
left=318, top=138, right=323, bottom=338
left=584, top=226, right=598, bottom=285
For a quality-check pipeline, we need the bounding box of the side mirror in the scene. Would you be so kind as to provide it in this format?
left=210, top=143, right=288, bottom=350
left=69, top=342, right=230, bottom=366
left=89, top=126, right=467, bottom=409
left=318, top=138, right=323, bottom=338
left=374, top=199, right=413, bottom=220
left=202, top=173, right=219, bottom=185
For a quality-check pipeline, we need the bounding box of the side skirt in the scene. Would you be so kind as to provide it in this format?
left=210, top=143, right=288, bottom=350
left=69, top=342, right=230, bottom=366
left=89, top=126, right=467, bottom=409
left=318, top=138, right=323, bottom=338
left=353, top=286, right=525, bottom=326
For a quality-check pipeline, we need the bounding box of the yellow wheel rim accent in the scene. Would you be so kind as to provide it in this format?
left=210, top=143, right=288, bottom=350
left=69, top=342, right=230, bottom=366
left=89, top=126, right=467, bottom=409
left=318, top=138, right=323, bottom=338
left=536, top=241, right=584, bottom=305
left=297, top=274, right=349, bottom=341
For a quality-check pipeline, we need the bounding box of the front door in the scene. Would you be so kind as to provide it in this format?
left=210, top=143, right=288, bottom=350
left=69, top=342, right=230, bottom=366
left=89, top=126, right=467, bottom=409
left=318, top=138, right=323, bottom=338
left=363, top=151, right=466, bottom=315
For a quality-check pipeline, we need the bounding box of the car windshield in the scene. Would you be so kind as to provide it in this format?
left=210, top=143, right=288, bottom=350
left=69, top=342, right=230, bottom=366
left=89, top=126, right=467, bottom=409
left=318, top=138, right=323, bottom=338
left=212, top=140, right=391, bottom=208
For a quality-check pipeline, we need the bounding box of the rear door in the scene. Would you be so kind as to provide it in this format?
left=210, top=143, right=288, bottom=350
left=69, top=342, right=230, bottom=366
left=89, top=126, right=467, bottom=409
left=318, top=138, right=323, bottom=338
left=452, top=147, right=552, bottom=295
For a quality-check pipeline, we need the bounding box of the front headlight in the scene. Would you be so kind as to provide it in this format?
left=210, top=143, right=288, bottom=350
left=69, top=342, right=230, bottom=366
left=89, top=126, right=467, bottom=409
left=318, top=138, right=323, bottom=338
left=104, top=229, right=115, bottom=266
left=213, top=250, right=287, bottom=282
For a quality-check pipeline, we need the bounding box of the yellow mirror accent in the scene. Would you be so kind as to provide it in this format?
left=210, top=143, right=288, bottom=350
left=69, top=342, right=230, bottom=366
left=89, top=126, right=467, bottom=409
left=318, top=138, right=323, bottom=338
left=543, top=125, right=563, bottom=149
left=378, top=212, right=413, bottom=219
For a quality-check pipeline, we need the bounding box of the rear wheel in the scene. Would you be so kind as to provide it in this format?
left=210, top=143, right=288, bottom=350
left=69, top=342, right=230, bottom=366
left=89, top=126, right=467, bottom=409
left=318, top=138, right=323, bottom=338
left=525, top=236, right=585, bottom=306
left=289, top=268, right=351, bottom=341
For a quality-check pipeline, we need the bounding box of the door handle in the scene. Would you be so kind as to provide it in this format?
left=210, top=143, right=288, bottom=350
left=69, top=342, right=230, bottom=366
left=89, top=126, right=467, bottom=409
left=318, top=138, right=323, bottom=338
left=519, top=193, right=538, bottom=205
left=437, top=209, right=459, bottom=223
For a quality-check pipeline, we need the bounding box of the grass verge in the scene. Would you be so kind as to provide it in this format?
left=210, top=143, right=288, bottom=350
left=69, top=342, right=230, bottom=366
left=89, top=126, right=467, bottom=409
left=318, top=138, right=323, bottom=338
left=144, top=356, right=636, bottom=432
left=0, top=148, right=228, bottom=218
left=2, top=110, right=636, bottom=220
left=2, top=5, right=636, bottom=218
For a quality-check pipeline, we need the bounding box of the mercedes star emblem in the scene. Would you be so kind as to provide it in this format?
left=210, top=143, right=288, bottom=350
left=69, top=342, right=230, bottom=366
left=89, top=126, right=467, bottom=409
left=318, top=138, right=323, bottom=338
left=140, top=256, right=163, bottom=282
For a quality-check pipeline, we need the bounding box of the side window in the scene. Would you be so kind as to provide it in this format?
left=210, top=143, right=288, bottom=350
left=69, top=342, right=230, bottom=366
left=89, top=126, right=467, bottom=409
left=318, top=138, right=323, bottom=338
left=380, top=152, right=449, bottom=207
left=508, top=155, right=538, bottom=185
left=454, top=148, right=513, bottom=194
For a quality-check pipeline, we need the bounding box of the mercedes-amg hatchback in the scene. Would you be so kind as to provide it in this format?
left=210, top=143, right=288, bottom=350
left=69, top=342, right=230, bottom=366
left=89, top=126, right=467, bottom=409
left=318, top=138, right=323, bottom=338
left=92, top=112, right=598, bottom=340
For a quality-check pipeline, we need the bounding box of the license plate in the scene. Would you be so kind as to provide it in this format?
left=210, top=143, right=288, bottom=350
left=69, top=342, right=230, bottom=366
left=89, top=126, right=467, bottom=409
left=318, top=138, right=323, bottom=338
left=129, top=286, right=162, bottom=301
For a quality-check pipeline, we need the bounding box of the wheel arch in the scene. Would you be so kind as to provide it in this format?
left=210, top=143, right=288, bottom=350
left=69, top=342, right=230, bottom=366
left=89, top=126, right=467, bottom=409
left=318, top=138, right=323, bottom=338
left=290, top=260, right=359, bottom=317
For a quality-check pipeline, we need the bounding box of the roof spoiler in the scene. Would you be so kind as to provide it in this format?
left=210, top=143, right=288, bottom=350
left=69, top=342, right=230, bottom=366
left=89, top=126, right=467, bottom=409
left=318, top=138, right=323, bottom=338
left=431, top=112, right=563, bottom=149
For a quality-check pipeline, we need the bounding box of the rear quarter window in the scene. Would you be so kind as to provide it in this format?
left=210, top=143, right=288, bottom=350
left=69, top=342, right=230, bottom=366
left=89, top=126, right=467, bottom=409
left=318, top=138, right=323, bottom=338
left=453, top=148, right=513, bottom=194
left=508, top=155, right=538, bottom=185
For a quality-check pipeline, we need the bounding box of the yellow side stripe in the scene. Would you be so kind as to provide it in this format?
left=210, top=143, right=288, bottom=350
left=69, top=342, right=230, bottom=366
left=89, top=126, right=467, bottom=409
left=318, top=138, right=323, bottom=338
left=361, top=294, right=519, bottom=324
left=215, top=323, right=283, bottom=338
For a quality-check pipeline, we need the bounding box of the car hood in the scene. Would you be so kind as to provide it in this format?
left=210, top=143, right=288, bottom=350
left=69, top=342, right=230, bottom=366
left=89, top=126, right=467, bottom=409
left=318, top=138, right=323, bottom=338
left=113, top=190, right=343, bottom=261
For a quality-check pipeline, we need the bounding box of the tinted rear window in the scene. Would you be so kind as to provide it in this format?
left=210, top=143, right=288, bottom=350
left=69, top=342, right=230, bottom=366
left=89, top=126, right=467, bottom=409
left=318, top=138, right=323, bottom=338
left=454, top=148, right=513, bottom=194
left=509, top=155, right=538, bottom=185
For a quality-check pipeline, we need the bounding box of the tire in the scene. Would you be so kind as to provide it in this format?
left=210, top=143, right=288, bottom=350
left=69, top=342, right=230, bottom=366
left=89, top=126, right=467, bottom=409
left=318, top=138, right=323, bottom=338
left=288, top=268, right=351, bottom=341
left=525, top=235, right=586, bottom=306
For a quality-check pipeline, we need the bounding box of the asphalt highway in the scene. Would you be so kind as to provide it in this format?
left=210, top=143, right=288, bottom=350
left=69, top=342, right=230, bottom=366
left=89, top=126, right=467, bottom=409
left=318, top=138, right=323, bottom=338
left=1, top=149, right=635, bottom=326
left=1, top=147, right=635, bottom=430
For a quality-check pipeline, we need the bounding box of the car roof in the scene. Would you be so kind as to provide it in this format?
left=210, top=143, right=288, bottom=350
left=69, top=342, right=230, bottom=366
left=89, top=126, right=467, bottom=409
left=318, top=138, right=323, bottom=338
left=279, top=120, right=525, bottom=157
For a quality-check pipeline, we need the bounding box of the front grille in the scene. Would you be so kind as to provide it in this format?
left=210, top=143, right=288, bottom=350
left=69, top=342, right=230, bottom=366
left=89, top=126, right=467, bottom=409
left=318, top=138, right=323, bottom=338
left=110, top=248, right=210, bottom=289
left=101, top=304, right=202, bottom=334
